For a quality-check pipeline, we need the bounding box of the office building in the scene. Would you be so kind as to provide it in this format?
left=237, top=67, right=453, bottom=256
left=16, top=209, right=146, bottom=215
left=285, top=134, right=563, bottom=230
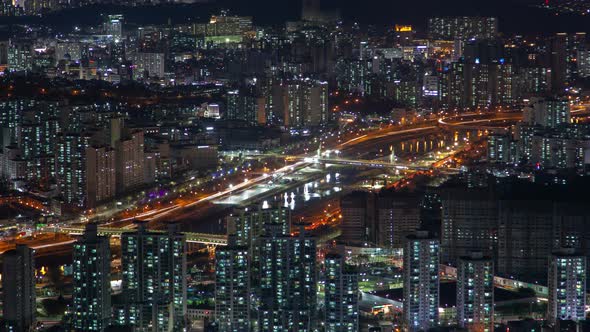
left=457, top=251, right=494, bottom=332
left=2, top=244, right=35, bottom=332
left=547, top=248, right=586, bottom=324
left=403, top=231, right=440, bottom=332
left=324, top=253, right=359, bottom=332
left=71, top=224, right=112, bottom=331
left=215, top=236, right=251, bottom=332
left=116, top=222, right=187, bottom=331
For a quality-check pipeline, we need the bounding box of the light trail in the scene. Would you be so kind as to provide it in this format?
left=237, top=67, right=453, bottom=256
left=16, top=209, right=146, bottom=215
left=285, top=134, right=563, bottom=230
left=84, top=112, right=527, bottom=226
left=145, top=161, right=310, bottom=221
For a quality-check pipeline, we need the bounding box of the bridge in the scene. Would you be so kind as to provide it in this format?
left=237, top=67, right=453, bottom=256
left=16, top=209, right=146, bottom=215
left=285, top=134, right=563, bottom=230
left=437, top=114, right=522, bottom=132
left=296, top=156, right=429, bottom=170
left=52, top=226, right=228, bottom=245
left=279, top=155, right=461, bottom=173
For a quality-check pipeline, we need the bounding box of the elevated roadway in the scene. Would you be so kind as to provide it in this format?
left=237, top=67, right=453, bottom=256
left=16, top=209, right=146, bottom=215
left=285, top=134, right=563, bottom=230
left=51, top=226, right=228, bottom=245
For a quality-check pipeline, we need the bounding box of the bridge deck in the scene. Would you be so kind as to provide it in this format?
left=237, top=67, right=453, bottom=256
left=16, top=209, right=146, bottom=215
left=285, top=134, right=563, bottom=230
left=53, top=227, right=228, bottom=245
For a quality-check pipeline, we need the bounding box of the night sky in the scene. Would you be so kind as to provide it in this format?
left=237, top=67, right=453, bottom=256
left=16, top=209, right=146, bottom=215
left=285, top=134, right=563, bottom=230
left=0, top=0, right=587, bottom=34
left=216, top=0, right=589, bottom=33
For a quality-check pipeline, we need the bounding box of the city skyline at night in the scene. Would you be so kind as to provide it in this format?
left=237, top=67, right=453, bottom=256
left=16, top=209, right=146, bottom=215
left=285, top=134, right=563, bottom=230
left=1, top=0, right=590, bottom=331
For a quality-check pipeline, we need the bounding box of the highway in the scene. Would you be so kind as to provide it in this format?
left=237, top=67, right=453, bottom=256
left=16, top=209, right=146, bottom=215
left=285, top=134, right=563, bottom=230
left=101, top=123, right=448, bottom=227
left=143, top=161, right=311, bottom=222
left=56, top=226, right=227, bottom=245
left=40, top=111, right=526, bottom=245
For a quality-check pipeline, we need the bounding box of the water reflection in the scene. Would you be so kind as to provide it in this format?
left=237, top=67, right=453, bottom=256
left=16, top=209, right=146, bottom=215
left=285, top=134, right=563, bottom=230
left=272, top=171, right=345, bottom=212
left=362, top=129, right=478, bottom=160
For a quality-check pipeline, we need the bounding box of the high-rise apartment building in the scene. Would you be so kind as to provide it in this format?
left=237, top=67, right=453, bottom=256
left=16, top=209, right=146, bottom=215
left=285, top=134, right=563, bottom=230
left=513, top=67, right=552, bottom=97
left=257, top=224, right=317, bottom=332
left=86, top=145, right=116, bottom=208
left=215, top=236, right=251, bottom=332
left=428, top=17, right=498, bottom=40
left=457, top=251, right=494, bottom=332
left=56, top=132, right=93, bottom=208
left=487, top=132, right=520, bottom=165
left=403, top=231, right=440, bottom=332
left=130, top=52, right=165, bottom=79
left=115, top=130, right=144, bottom=194
left=226, top=204, right=290, bottom=258
left=18, top=102, right=60, bottom=182
left=225, top=90, right=266, bottom=125
left=498, top=200, right=554, bottom=281
left=550, top=32, right=586, bottom=91
left=7, top=39, right=33, bottom=72
left=339, top=191, right=373, bottom=245
left=340, top=191, right=421, bottom=248
left=285, top=79, right=329, bottom=127
left=440, top=185, right=497, bottom=265
left=375, top=192, right=421, bottom=248
left=2, top=244, right=36, bottom=332
left=547, top=248, right=586, bottom=324
left=578, top=48, right=590, bottom=78
left=522, top=96, right=571, bottom=129
left=115, top=222, right=187, bottom=331
left=72, top=223, right=112, bottom=331
left=324, top=253, right=359, bottom=332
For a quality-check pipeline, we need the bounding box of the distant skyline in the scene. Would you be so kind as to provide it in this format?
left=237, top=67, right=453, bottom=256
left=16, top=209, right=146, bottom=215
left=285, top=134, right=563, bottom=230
left=0, top=0, right=588, bottom=34
left=212, top=0, right=590, bottom=32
